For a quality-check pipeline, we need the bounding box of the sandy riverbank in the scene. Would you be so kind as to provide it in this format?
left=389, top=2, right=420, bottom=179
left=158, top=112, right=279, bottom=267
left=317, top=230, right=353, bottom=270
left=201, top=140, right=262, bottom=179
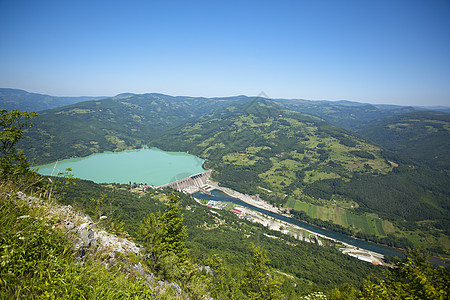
left=206, top=180, right=283, bottom=214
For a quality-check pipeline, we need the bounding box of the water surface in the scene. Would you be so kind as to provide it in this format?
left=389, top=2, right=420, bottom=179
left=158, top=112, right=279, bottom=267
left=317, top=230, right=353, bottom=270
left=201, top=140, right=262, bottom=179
left=35, top=148, right=205, bottom=186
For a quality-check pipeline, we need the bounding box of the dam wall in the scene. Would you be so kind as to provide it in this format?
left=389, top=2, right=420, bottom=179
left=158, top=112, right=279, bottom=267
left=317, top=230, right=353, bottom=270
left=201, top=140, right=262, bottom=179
left=159, top=170, right=212, bottom=192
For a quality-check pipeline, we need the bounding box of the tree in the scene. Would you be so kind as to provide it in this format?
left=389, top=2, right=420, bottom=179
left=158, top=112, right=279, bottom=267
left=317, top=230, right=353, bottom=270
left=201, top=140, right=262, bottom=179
left=329, top=283, right=359, bottom=300
left=360, top=248, right=449, bottom=299
left=139, top=213, right=164, bottom=271
left=158, top=192, right=188, bottom=261
left=242, top=244, right=284, bottom=300
left=207, top=254, right=242, bottom=300
left=139, top=192, right=188, bottom=275
left=0, top=109, right=37, bottom=179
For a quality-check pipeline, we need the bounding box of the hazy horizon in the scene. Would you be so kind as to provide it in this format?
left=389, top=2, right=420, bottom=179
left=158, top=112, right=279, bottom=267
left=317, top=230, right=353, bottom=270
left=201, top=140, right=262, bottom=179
left=3, top=87, right=450, bottom=108
left=1, top=0, right=449, bottom=107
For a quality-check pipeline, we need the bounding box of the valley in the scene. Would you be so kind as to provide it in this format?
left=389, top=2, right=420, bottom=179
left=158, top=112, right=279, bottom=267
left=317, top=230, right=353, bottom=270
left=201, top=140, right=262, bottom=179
left=34, top=143, right=400, bottom=264
left=192, top=184, right=391, bottom=265
left=11, top=90, right=448, bottom=257
left=1, top=89, right=449, bottom=299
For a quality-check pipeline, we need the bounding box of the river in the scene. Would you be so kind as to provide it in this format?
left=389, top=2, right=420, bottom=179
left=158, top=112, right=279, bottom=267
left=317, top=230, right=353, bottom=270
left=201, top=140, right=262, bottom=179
left=194, top=189, right=404, bottom=258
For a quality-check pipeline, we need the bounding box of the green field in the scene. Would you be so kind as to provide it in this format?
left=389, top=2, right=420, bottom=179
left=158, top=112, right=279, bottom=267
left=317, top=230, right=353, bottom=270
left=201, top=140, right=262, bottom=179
left=286, top=199, right=394, bottom=237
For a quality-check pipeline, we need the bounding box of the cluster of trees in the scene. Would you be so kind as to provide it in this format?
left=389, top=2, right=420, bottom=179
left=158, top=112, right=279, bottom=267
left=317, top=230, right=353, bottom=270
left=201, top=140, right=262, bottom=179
left=331, top=249, right=449, bottom=300
left=346, top=170, right=449, bottom=225
left=349, top=150, right=375, bottom=159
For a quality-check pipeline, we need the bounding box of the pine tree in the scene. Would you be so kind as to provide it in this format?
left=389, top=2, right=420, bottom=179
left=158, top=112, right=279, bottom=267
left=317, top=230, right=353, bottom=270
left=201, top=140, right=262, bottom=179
left=207, top=254, right=243, bottom=299
left=158, top=192, right=188, bottom=262
left=242, top=244, right=284, bottom=300
left=139, top=192, right=188, bottom=276
left=139, top=213, right=163, bottom=271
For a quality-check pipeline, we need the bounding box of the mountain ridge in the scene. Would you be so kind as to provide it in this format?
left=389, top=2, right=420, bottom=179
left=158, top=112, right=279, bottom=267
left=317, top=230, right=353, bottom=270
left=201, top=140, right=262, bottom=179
left=3, top=88, right=449, bottom=114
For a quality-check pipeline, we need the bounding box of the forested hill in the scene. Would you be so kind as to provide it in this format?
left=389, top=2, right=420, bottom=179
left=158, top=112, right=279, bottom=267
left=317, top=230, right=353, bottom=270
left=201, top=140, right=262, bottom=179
left=355, top=110, right=450, bottom=171
left=273, top=99, right=450, bottom=171
left=0, top=88, right=107, bottom=112
left=21, top=93, right=244, bottom=165
left=154, top=98, right=395, bottom=197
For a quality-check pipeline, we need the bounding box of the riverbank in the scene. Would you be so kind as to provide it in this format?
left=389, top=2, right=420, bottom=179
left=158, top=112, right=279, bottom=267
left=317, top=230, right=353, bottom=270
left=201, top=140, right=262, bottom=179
left=206, top=180, right=283, bottom=214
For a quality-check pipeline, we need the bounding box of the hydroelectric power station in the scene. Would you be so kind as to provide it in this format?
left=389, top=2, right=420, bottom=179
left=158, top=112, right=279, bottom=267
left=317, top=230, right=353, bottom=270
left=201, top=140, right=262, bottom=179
left=159, top=170, right=212, bottom=194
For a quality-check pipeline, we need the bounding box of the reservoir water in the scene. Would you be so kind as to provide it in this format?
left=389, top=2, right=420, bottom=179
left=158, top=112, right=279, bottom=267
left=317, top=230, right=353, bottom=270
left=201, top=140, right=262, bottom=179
left=35, top=148, right=205, bottom=186
left=194, top=189, right=404, bottom=258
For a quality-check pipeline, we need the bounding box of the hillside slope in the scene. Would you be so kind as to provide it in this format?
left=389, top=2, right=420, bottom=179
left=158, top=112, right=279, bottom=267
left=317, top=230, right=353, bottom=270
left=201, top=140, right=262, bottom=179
left=21, top=93, right=243, bottom=164
left=0, top=182, right=162, bottom=298
left=155, top=98, right=394, bottom=198
left=356, top=110, right=450, bottom=171
left=274, top=98, right=416, bottom=130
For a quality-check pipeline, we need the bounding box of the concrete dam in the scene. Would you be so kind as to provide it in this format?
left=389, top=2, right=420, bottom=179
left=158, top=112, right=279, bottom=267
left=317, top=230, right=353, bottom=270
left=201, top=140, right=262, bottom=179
left=159, top=170, right=212, bottom=193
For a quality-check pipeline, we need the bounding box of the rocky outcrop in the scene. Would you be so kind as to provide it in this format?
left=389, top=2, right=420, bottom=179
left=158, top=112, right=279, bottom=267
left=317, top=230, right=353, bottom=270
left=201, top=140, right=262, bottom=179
left=16, top=191, right=140, bottom=257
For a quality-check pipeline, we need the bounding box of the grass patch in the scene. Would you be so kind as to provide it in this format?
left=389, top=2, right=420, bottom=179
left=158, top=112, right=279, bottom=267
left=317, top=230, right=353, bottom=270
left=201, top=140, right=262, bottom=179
left=285, top=198, right=296, bottom=209
left=375, top=219, right=386, bottom=236
left=304, top=171, right=340, bottom=183
left=224, top=202, right=235, bottom=211
left=291, top=199, right=391, bottom=237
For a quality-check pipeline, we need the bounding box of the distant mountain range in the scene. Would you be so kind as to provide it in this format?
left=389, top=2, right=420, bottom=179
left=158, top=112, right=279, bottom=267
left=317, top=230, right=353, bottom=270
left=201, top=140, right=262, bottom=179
left=2, top=88, right=449, bottom=114
left=357, top=110, right=450, bottom=171
left=0, top=88, right=108, bottom=112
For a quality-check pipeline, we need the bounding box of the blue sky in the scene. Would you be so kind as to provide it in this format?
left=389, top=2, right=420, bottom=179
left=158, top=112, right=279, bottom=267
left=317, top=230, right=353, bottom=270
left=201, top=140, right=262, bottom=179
left=1, top=0, right=449, bottom=106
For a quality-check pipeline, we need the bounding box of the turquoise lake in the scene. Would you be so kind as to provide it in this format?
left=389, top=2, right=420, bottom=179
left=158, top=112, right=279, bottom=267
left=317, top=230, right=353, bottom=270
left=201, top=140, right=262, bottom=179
left=34, top=148, right=205, bottom=186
